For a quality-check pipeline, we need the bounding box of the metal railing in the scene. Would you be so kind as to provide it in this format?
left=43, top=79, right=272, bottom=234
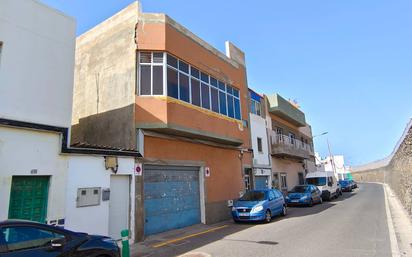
left=269, top=131, right=314, bottom=154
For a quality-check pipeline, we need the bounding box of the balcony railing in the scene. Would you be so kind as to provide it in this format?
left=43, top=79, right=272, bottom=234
left=269, top=131, right=314, bottom=159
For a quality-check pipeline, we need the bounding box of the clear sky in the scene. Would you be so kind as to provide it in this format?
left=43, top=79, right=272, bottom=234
left=41, top=0, right=412, bottom=166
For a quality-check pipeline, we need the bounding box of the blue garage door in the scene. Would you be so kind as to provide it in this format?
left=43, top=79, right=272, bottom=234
left=144, top=165, right=200, bottom=236
left=255, top=176, right=269, bottom=189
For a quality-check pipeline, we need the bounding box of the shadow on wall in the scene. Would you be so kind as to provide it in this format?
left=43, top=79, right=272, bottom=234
left=71, top=104, right=138, bottom=150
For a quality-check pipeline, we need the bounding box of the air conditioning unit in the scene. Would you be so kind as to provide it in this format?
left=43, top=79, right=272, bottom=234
left=253, top=158, right=258, bottom=165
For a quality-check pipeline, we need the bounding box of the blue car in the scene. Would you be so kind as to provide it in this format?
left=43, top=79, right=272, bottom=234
left=231, top=189, right=287, bottom=223
left=339, top=180, right=353, bottom=192
left=285, top=185, right=323, bottom=207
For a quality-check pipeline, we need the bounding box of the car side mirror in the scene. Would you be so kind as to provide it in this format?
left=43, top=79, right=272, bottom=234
left=269, top=197, right=274, bottom=201
left=50, top=238, right=66, bottom=248
left=328, top=182, right=332, bottom=187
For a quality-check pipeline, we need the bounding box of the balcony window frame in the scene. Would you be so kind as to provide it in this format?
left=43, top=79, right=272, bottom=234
left=138, top=51, right=242, bottom=121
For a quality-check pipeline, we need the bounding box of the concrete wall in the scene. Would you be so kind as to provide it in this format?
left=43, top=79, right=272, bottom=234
left=0, top=0, right=76, bottom=128
left=0, top=127, right=68, bottom=222
left=71, top=2, right=139, bottom=149
left=65, top=155, right=136, bottom=240
left=352, top=124, right=412, bottom=217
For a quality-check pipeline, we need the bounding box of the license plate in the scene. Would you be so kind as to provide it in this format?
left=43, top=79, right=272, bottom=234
left=238, top=213, right=249, bottom=217
left=291, top=200, right=299, bottom=203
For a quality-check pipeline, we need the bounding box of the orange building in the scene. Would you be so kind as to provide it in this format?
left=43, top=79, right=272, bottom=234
left=71, top=2, right=252, bottom=240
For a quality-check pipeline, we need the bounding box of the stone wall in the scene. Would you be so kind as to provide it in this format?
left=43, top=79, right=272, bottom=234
left=352, top=125, right=412, bottom=217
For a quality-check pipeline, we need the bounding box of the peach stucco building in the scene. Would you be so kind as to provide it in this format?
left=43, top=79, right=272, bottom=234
left=71, top=2, right=252, bottom=240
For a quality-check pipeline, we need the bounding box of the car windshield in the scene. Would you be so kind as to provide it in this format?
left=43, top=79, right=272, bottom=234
left=290, top=186, right=309, bottom=193
left=306, top=177, right=326, bottom=186
left=239, top=191, right=266, bottom=201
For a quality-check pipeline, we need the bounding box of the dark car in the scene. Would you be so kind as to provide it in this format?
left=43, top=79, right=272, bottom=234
left=231, top=189, right=286, bottom=223
left=339, top=180, right=353, bottom=192
left=285, top=185, right=323, bottom=207
left=0, top=220, right=120, bottom=257
left=352, top=180, right=358, bottom=189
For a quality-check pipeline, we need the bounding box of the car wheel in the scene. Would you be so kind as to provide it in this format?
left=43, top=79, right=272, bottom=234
left=281, top=205, right=287, bottom=216
left=265, top=210, right=272, bottom=223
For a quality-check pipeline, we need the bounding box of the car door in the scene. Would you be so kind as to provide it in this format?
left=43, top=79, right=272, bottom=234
left=273, top=189, right=283, bottom=214
left=268, top=190, right=277, bottom=213
left=0, top=225, right=70, bottom=257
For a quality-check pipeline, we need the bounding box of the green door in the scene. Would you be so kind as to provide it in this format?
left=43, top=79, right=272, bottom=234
left=8, top=176, right=50, bottom=223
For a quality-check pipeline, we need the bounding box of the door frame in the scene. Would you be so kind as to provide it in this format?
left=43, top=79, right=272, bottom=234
left=109, top=174, right=131, bottom=240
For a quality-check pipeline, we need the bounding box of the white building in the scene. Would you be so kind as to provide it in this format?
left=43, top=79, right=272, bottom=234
left=0, top=0, right=140, bottom=241
left=248, top=89, right=272, bottom=189
left=315, top=154, right=349, bottom=180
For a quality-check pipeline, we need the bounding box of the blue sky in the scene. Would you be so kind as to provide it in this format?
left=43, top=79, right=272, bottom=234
left=41, top=0, right=412, bottom=166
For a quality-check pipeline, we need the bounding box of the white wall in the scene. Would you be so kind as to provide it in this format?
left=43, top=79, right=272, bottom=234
left=65, top=155, right=135, bottom=239
left=0, top=0, right=76, bottom=127
left=250, top=113, right=270, bottom=167
left=0, top=127, right=68, bottom=221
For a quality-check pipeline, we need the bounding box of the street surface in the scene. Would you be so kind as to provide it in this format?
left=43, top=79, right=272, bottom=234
left=136, top=183, right=392, bottom=257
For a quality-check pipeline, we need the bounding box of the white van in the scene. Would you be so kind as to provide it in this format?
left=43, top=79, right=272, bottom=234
left=305, top=171, right=340, bottom=201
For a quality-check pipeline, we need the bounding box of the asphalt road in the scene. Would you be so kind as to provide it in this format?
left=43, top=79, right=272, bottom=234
left=142, top=183, right=392, bottom=257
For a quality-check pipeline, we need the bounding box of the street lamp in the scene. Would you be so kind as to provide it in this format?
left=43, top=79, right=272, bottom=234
left=313, top=132, right=328, bottom=138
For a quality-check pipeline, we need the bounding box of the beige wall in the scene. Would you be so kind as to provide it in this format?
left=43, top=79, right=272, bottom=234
left=71, top=2, right=138, bottom=149
left=272, top=157, right=304, bottom=190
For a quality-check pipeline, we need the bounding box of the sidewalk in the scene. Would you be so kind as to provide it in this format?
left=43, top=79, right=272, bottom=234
left=384, top=184, right=412, bottom=257
left=129, top=221, right=232, bottom=257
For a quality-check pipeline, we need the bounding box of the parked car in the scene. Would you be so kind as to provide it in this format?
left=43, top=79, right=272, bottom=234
left=339, top=179, right=353, bottom=192
left=352, top=180, right=358, bottom=189
left=305, top=171, right=340, bottom=201
left=232, top=189, right=286, bottom=223
left=285, top=185, right=323, bottom=207
left=0, top=220, right=120, bottom=257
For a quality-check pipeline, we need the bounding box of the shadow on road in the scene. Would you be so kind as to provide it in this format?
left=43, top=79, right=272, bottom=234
left=285, top=189, right=359, bottom=218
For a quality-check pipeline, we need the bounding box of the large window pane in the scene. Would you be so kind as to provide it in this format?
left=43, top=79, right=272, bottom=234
left=211, top=87, right=219, bottom=112
left=152, top=66, right=163, bottom=95
left=179, top=73, right=190, bottom=103
left=191, top=79, right=201, bottom=107
left=140, top=65, right=151, bottom=95
left=227, top=95, right=234, bottom=118
left=234, top=98, right=241, bottom=120
left=201, top=83, right=210, bottom=109
left=219, top=91, right=227, bottom=115
left=167, top=67, right=178, bottom=99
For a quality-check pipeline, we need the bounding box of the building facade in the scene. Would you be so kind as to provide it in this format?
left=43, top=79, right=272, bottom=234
left=0, top=0, right=140, bottom=242
left=71, top=2, right=252, bottom=240
left=264, top=94, right=316, bottom=192
left=248, top=89, right=272, bottom=190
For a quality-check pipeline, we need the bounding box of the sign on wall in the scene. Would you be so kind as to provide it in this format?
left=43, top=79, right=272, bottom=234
left=135, top=163, right=142, bottom=176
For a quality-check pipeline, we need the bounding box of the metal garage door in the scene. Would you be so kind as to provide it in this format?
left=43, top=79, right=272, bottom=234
left=144, top=165, right=200, bottom=236
left=8, top=176, right=49, bottom=223
left=255, top=176, right=269, bottom=189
